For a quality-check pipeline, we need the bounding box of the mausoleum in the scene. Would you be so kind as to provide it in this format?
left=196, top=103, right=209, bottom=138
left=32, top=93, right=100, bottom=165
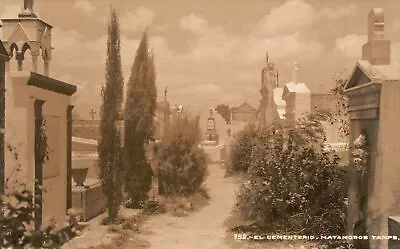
left=1, top=1, right=77, bottom=227
left=282, top=61, right=311, bottom=127
left=345, top=8, right=400, bottom=249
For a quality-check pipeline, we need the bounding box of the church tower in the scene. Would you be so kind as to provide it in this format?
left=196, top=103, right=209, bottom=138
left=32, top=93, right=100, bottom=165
left=1, top=0, right=53, bottom=76
left=259, top=53, right=276, bottom=129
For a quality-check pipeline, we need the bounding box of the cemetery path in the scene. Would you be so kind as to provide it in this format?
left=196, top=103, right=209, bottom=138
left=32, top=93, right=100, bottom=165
left=134, top=162, right=239, bottom=249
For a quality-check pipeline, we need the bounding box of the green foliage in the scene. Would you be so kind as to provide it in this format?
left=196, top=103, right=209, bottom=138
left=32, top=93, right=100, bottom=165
left=157, top=113, right=208, bottom=196
left=328, top=74, right=349, bottom=138
left=235, top=116, right=348, bottom=236
left=215, top=104, right=231, bottom=124
left=98, top=7, right=124, bottom=220
left=229, top=123, right=258, bottom=172
left=123, top=31, right=156, bottom=206
left=0, top=186, right=79, bottom=248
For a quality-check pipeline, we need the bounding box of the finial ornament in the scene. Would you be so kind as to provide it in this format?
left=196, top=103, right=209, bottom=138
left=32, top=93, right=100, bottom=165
left=164, top=86, right=167, bottom=102
left=24, top=0, right=33, bottom=11
left=266, top=52, right=269, bottom=64
left=19, top=0, right=37, bottom=17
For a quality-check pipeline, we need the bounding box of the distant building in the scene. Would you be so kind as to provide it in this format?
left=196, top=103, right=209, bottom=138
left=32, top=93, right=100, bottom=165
left=231, top=102, right=257, bottom=123
left=258, top=54, right=285, bottom=128
left=273, top=87, right=286, bottom=121
left=282, top=61, right=311, bottom=127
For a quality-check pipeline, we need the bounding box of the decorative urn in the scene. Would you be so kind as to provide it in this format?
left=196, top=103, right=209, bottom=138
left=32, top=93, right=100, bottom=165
left=72, top=167, right=89, bottom=187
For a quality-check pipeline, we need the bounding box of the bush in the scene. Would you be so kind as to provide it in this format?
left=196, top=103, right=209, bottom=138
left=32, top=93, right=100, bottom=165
left=142, top=200, right=166, bottom=215
left=229, top=123, right=258, bottom=172
left=0, top=186, right=80, bottom=248
left=236, top=115, right=348, bottom=236
left=157, top=113, right=208, bottom=196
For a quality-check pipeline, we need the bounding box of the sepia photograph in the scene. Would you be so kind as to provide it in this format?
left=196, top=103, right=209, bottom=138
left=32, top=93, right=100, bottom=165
left=0, top=0, right=400, bottom=248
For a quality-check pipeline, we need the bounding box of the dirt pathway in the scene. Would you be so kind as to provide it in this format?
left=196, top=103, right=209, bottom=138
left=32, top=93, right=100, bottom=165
left=135, top=162, right=238, bottom=249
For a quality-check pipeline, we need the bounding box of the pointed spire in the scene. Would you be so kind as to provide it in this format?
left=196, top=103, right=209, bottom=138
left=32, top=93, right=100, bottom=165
left=266, top=52, right=269, bottom=64
left=164, top=85, right=168, bottom=102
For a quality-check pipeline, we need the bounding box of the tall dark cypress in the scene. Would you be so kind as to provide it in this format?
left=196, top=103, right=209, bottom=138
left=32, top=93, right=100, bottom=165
left=97, top=7, right=124, bottom=221
left=124, top=31, right=157, bottom=207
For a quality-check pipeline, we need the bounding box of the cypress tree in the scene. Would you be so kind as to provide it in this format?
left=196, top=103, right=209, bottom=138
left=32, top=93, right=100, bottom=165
left=97, top=7, right=124, bottom=221
left=124, top=31, right=157, bottom=207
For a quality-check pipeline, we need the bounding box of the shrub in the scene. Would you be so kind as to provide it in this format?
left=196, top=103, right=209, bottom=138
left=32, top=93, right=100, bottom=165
left=229, top=123, right=258, bottom=172
left=236, top=115, right=348, bottom=236
left=0, top=186, right=79, bottom=248
left=142, top=200, right=166, bottom=215
left=157, top=113, right=208, bottom=196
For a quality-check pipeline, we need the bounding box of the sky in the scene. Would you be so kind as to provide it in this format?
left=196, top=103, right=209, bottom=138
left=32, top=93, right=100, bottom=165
left=1, top=0, right=400, bottom=119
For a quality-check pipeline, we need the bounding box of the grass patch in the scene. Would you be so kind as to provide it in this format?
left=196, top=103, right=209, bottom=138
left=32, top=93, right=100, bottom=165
left=157, top=188, right=210, bottom=217
left=93, top=212, right=150, bottom=249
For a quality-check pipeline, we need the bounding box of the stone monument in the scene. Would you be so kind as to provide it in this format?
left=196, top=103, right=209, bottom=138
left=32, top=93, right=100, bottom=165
left=1, top=0, right=77, bottom=227
left=202, top=108, right=219, bottom=145
left=259, top=53, right=277, bottom=129
left=345, top=8, right=400, bottom=249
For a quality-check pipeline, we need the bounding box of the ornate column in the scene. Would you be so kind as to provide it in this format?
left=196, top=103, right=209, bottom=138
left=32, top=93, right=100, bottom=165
left=16, top=51, right=24, bottom=71
left=31, top=51, right=39, bottom=73
left=66, top=105, right=74, bottom=210
left=44, top=59, right=50, bottom=76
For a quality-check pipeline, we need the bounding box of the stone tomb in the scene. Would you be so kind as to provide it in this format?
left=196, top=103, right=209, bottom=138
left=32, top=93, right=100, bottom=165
left=345, top=8, right=400, bottom=249
left=2, top=2, right=77, bottom=228
left=200, top=108, right=227, bottom=163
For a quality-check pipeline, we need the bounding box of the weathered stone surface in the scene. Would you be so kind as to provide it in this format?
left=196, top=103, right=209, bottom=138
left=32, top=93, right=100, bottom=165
left=72, top=178, right=107, bottom=222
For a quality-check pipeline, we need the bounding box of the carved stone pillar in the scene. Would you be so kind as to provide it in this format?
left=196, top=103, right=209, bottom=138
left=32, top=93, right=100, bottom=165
left=44, top=60, right=50, bottom=76
left=31, top=54, right=38, bottom=73
left=16, top=51, right=24, bottom=71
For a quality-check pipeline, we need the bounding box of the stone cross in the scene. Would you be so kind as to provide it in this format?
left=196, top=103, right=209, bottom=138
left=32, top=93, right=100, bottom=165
left=89, top=109, right=96, bottom=120
left=368, top=8, right=385, bottom=41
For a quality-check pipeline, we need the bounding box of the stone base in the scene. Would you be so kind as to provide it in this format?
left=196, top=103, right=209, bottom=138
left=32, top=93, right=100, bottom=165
left=72, top=178, right=107, bottom=222
left=201, top=140, right=218, bottom=146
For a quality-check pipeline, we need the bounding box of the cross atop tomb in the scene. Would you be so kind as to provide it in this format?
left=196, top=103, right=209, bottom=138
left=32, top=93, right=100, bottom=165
left=89, top=109, right=97, bottom=120
left=362, top=8, right=391, bottom=65
left=368, top=8, right=385, bottom=41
